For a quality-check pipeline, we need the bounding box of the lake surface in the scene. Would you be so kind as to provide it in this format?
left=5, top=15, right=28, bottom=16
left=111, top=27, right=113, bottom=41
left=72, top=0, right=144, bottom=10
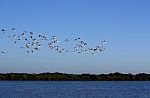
left=0, top=81, right=150, bottom=98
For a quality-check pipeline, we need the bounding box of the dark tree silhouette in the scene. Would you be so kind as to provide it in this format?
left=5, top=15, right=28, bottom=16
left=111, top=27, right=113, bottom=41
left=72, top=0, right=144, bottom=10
left=0, top=72, right=150, bottom=81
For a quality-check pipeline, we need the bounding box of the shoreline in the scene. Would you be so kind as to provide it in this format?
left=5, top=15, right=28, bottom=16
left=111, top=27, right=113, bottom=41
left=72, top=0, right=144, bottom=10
left=0, top=72, right=150, bottom=81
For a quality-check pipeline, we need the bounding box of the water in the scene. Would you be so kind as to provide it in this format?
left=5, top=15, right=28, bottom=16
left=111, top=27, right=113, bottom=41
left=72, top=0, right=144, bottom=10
left=0, top=81, right=150, bottom=98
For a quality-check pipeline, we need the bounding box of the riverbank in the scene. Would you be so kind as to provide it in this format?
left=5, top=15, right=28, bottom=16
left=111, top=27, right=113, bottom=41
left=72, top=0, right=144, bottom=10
left=0, top=72, right=150, bottom=81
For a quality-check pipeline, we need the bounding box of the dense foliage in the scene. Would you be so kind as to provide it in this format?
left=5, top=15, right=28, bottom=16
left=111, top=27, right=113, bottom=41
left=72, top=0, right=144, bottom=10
left=0, top=72, right=150, bottom=81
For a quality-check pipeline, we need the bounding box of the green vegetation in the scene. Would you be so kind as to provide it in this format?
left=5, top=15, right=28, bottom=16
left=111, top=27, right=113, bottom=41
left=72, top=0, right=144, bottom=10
left=0, top=72, right=150, bottom=81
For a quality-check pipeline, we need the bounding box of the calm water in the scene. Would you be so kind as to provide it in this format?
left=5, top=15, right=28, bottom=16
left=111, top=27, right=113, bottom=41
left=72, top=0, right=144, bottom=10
left=0, top=81, right=150, bottom=98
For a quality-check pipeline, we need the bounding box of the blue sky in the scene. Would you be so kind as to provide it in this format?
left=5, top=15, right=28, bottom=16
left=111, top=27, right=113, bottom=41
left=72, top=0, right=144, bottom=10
left=0, top=0, right=150, bottom=73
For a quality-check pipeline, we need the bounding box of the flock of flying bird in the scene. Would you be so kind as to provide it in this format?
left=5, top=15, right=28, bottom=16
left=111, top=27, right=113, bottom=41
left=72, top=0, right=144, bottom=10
left=0, top=27, right=107, bottom=55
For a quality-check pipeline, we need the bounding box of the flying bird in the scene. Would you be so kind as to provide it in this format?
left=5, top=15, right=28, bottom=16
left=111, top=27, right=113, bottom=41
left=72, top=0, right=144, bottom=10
left=1, top=51, right=5, bottom=54
left=0, top=27, right=107, bottom=55
left=101, top=40, right=107, bottom=43
left=12, top=27, right=16, bottom=31
left=1, top=29, right=7, bottom=32
left=65, top=39, right=69, bottom=42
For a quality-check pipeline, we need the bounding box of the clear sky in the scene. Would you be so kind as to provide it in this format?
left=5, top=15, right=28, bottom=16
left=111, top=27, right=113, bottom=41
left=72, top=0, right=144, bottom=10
left=0, top=0, right=150, bottom=74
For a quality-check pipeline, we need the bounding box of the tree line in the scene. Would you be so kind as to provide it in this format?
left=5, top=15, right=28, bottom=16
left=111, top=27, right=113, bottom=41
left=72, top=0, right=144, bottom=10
left=0, top=72, right=150, bottom=81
